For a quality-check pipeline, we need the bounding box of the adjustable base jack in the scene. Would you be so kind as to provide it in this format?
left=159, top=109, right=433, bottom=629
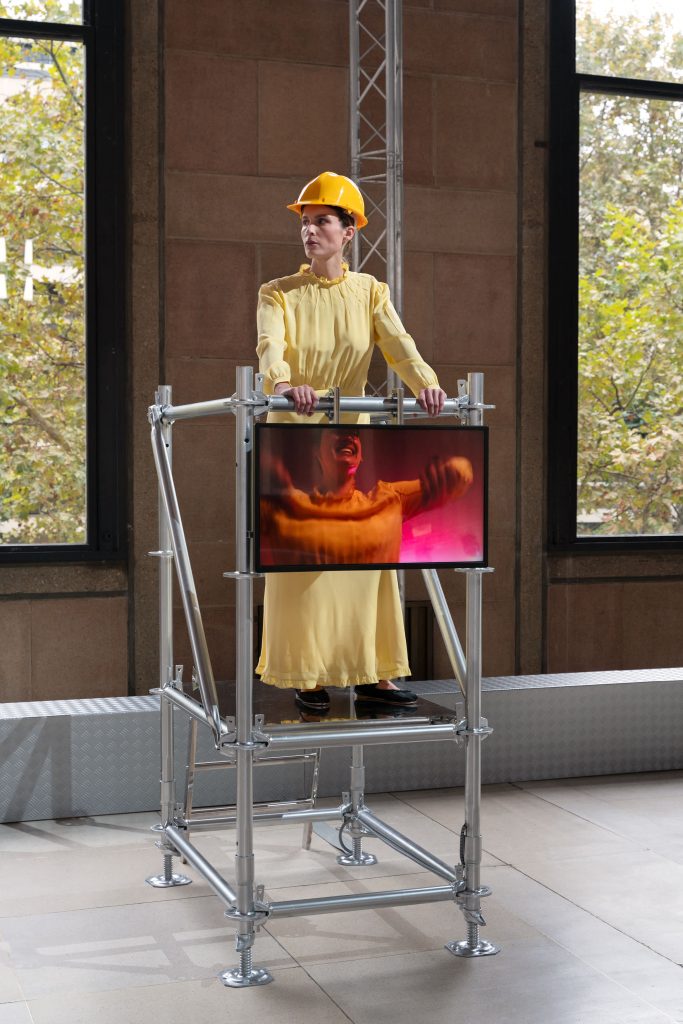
left=336, top=850, right=378, bottom=866
left=446, top=900, right=499, bottom=957
left=220, top=943, right=273, bottom=988
left=219, top=966, right=273, bottom=988
left=445, top=938, right=500, bottom=958
left=145, top=851, right=192, bottom=888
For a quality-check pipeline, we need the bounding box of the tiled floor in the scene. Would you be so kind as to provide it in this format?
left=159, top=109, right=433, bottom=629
left=0, top=773, right=681, bottom=1023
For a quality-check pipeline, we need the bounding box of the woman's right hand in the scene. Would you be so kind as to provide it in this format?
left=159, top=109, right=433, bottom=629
left=274, top=382, right=319, bottom=416
left=420, top=456, right=474, bottom=507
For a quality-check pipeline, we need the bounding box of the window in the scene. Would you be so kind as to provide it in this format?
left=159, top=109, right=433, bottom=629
left=549, top=0, right=683, bottom=547
left=0, top=0, right=124, bottom=561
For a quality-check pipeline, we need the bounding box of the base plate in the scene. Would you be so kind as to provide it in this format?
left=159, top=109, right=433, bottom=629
left=219, top=967, right=274, bottom=988
left=445, top=939, right=500, bottom=958
left=145, top=872, right=192, bottom=888
left=336, top=851, right=378, bottom=866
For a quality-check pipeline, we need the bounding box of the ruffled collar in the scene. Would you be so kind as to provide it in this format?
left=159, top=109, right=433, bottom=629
left=310, top=485, right=359, bottom=505
left=299, top=261, right=349, bottom=286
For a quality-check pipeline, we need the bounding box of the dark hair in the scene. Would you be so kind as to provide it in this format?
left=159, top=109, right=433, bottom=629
left=330, top=205, right=355, bottom=229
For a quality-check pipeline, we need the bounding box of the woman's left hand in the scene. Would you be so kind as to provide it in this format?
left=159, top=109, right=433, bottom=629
left=417, top=386, right=447, bottom=416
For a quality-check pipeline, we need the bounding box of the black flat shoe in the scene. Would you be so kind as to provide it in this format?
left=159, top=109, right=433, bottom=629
left=295, top=687, right=331, bottom=711
left=298, top=710, right=329, bottom=723
left=354, top=684, right=418, bottom=706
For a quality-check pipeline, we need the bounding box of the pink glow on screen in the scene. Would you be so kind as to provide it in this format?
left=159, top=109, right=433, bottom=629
left=400, top=507, right=483, bottom=563
left=351, top=427, right=485, bottom=564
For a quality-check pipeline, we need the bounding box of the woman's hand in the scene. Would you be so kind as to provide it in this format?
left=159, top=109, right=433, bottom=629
left=417, top=386, right=447, bottom=417
left=420, top=456, right=474, bottom=508
left=261, top=452, right=293, bottom=496
left=274, top=382, right=319, bottom=416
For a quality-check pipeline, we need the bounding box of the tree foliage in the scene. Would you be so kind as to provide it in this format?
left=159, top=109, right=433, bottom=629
left=577, top=10, right=683, bottom=535
left=0, top=0, right=85, bottom=544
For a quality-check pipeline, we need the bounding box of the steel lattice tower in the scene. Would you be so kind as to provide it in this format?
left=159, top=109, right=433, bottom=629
left=349, top=0, right=403, bottom=391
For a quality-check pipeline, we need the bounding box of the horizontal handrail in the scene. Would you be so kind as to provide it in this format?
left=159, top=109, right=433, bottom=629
left=157, top=393, right=492, bottom=423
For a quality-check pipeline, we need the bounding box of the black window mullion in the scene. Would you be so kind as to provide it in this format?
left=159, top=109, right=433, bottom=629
left=0, top=18, right=90, bottom=41
left=548, top=0, right=580, bottom=548
left=579, top=72, right=683, bottom=101
left=89, top=0, right=125, bottom=555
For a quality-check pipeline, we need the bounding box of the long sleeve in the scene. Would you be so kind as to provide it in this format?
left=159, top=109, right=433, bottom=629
left=372, top=281, right=439, bottom=394
left=256, top=283, right=291, bottom=394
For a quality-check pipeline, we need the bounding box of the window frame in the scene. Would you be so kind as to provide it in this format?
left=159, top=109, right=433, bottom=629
left=548, top=0, right=683, bottom=552
left=0, top=1, right=125, bottom=564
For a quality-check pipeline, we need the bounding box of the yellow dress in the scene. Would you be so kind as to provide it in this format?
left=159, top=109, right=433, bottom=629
left=255, top=263, right=439, bottom=690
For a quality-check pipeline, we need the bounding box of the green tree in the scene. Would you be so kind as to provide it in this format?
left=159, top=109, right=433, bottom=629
left=576, top=10, right=683, bottom=535
left=0, top=1, right=86, bottom=544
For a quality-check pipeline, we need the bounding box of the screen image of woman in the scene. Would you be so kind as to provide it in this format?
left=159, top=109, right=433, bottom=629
left=258, top=428, right=474, bottom=567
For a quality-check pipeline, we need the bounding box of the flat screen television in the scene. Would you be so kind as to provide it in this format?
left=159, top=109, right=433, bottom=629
left=254, top=423, right=488, bottom=572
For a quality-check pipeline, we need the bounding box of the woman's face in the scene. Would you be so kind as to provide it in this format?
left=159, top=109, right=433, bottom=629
left=301, top=205, right=354, bottom=262
left=318, top=430, right=362, bottom=479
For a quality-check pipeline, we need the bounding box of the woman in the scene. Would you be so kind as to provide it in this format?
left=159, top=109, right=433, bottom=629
left=256, top=171, right=447, bottom=712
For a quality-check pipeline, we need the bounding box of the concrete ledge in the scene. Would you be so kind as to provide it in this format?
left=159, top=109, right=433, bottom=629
left=0, top=669, right=681, bottom=822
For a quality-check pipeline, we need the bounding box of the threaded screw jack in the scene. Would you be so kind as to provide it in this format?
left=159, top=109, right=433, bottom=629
left=352, top=836, right=363, bottom=861
left=239, top=947, right=253, bottom=979
left=163, top=853, right=173, bottom=882
left=467, top=921, right=479, bottom=948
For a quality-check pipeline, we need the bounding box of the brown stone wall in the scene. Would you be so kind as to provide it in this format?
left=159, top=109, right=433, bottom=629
left=0, top=570, right=128, bottom=702
left=545, top=552, right=683, bottom=673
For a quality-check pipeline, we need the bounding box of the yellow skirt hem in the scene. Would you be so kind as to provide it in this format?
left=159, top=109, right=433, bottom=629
left=257, top=666, right=411, bottom=690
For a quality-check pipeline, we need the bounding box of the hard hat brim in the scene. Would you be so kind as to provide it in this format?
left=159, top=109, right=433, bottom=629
left=287, top=201, right=368, bottom=230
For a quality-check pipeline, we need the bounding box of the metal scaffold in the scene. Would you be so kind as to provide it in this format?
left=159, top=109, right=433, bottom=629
left=143, top=0, right=499, bottom=990
left=145, top=370, right=499, bottom=987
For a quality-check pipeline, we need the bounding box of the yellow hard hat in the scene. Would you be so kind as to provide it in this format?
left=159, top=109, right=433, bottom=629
left=287, top=171, right=368, bottom=229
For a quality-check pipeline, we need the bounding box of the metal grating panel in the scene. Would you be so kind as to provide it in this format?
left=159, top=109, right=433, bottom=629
left=0, top=670, right=681, bottom=821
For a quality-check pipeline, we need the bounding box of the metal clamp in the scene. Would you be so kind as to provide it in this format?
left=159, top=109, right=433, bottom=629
left=224, top=902, right=271, bottom=927
left=391, top=386, right=405, bottom=425
left=219, top=715, right=270, bottom=752
left=252, top=714, right=271, bottom=747
left=223, top=571, right=265, bottom=580
left=326, top=386, right=341, bottom=423
left=456, top=717, right=493, bottom=739
left=150, top=664, right=184, bottom=698
left=458, top=906, right=487, bottom=927
left=147, top=403, right=163, bottom=426
left=148, top=549, right=173, bottom=559
left=219, top=716, right=237, bottom=746
left=455, top=885, right=493, bottom=920
left=229, top=393, right=269, bottom=410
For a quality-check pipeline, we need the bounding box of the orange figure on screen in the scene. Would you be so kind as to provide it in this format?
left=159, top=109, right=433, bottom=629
left=260, top=430, right=473, bottom=567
